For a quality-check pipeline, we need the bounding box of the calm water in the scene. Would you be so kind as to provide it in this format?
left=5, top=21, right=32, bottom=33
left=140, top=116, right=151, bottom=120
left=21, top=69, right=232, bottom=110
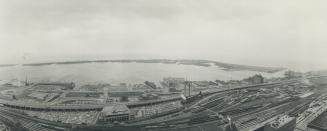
left=0, top=63, right=285, bottom=85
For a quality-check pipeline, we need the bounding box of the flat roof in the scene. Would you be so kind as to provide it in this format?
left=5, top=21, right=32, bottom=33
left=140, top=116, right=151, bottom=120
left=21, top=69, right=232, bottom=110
left=1, top=100, right=104, bottom=110
left=102, top=104, right=130, bottom=116
left=308, top=110, right=327, bottom=130
left=28, top=92, right=48, bottom=99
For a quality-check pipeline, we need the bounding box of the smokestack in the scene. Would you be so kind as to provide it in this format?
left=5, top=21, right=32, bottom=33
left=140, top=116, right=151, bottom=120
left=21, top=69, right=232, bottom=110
left=104, top=87, right=109, bottom=103
left=188, top=81, right=191, bottom=96
left=184, top=78, right=187, bottom=96
left=227, top=115, right=232, bottom=129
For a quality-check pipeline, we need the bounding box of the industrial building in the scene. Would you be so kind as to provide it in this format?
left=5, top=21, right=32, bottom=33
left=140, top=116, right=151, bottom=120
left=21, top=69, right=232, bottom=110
left=98, top=104, right=130, bottom=123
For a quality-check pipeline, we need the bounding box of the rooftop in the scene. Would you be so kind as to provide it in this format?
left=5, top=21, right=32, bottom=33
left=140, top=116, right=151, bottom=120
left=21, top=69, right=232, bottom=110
left=308, top=110, right=327, bottom=130
left=28, top=92, right=48, bottom=100
left=102, top=104, right=130, bottom=116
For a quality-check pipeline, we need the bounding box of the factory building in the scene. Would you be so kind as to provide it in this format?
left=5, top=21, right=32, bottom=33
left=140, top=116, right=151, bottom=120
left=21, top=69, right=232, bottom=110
left=162, top=77, right=185, bottom=88
left=27, top=92, right=49, bottom=101
left=35, top=82, right=75, bottom=90
left=244, top=74, right=264, bottom=84
left=98, top=104, right=130, bottom=123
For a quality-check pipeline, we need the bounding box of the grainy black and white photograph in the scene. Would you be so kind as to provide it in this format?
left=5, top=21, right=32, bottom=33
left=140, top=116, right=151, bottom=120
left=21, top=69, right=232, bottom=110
left=0, top=0, right=327, bottom=131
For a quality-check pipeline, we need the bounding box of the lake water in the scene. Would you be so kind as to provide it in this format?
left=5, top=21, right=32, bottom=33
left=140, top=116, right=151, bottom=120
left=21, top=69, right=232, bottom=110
left=0, top=63, right=285, bottom=85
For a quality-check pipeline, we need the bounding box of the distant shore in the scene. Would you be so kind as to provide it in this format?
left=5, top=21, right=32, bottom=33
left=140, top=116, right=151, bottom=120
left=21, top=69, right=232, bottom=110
left=0, top=59, right=285, bottom=73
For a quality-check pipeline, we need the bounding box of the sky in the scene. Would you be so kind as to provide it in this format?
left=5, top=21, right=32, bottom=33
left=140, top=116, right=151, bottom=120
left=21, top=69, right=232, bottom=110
left=0, top=0, right=326, bottom=71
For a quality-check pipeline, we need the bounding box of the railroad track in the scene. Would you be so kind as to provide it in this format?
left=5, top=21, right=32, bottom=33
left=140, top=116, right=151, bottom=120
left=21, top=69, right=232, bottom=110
left=0, top=108, right=64, bottom=131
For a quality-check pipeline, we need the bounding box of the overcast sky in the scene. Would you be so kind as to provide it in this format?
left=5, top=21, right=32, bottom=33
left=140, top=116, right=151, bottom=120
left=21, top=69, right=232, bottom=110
left=0, top=0, right=326, bottom=71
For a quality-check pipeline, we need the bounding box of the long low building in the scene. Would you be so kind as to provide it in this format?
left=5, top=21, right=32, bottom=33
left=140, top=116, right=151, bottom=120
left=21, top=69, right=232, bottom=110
left=97, top=104, right=130, bottom=124
left=308, top=110, right=327, bottom=131
left=1, top=101, right=104, bottom=111
left=0, top=96, right=182, bottom=111
left=64, top=91, right=144, bottom=98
